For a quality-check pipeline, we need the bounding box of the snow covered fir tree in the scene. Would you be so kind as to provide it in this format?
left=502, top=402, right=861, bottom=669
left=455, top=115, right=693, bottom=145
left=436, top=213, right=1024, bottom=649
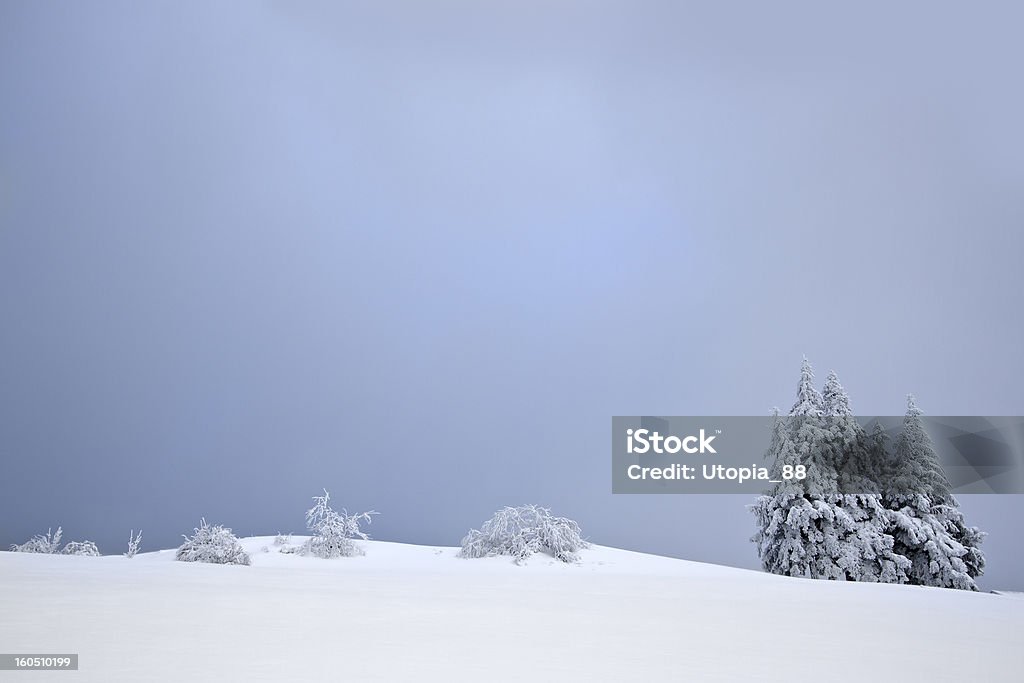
left=751, top=359, right=986, bottom=590
left=883, top=396, right=986, bottom=589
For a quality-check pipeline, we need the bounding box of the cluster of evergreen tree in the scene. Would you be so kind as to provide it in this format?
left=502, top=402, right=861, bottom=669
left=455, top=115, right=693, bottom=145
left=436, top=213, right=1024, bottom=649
left=751, top=359, right=986, bottom=590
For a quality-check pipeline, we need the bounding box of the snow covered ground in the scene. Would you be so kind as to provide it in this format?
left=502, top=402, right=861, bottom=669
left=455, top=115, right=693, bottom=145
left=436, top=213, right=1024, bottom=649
left=2, top=537, right=1022, bottom=682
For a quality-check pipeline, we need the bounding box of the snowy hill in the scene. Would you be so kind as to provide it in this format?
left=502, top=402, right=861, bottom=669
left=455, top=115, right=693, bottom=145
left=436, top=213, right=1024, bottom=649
left=2, top=537, right=1021, bottom=682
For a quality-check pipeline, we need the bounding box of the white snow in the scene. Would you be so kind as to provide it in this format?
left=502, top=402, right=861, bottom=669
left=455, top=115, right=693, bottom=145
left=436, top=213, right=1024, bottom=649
left=2, top=537, right=1022, bottom=682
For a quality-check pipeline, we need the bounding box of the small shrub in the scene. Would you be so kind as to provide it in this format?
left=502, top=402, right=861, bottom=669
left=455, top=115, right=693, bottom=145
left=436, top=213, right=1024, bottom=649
left=62, top=541, right=101, bottom=556
left=292, top=490, right=376, bottom=559
left=10, top=527, right=63, bottom=554
left=11, top=528, right=102, bottom=557
left=175, top=519, right=251, bottom=566
left=273, top=533, right=291, bottom=546
left=459, top=505, right=589, bottom=564
left=125, top=529, right=142, bottom=558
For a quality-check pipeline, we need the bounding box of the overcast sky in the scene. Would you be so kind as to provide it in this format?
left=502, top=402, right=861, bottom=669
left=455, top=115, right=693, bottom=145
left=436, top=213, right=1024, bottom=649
left=1, top=1, right=1022, bottom=590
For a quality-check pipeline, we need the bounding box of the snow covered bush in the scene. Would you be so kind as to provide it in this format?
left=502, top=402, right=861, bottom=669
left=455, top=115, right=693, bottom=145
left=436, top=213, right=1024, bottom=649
left=459, top=505, right=589, bottom=564
left=290, top=490, right=376, bottom=558
left=273, top=533, right=291, bottom=546
left=62, top=540, right=101, bottom=556
left=10, top=527, right=63, bottom=553
left=125, top=529, right=142, bottom=558
left=175, top=519, right=251, bottom=566
left=10, top=528, right=103, bottom=557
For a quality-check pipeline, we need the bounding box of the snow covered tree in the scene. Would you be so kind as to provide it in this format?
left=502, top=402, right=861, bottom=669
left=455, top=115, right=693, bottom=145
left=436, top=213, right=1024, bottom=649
left=791, top=357, right=824, bottom=417
left=883, top=396, right=985, bottom=590
left=176, top=519, right=251, bottom=566
left=459, top=505, right=588, bottom=564
left=886, top=395, right=952, bottom=506
left=289, top=490, right=376, bottom=559
left=752, top=363, right=910, bottom=583
left=852, top=421, right=891, bottom=492
left=821, top=370, right=850, bottom=417
left=822, top=370, right=870, bottom=490
left=751, top=421, right=830, bottom=577
left=824, top=375, right=913, bottom=583
left=10, top=527, right=63, bottom=553
left=752, top=360, right=845, bottom=578
left=756, top=369, right=985, bottom=590
left=788, top=360, right=838, bottom=499
left=751, top=416, right=880, bottom=580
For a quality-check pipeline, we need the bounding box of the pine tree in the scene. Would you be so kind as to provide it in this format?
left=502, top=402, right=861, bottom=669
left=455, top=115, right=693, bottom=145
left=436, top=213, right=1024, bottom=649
left=822, top=372, right=910, bottom=582
left=884, top=395, right=986, bottom=590
left=821, top=370, right=851, bottom=417
left=821, top=370, right=862, bottom=491
left=859, top=421, right=890, bottom=490
left=791, top=357, right=824, bottom=417
left=887, top=395, right=952, bottom=505
left=789, top=359, right=836, bottom=499
left=752, top=363, right=911, bottom=583
left=754, top=362, right=867, bottom=580
left=752, top=415, right=820, bottom=577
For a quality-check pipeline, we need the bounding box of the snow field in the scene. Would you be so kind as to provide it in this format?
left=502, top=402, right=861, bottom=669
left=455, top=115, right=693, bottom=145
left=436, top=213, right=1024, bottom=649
left=1, top=537, right=1021, bottom=682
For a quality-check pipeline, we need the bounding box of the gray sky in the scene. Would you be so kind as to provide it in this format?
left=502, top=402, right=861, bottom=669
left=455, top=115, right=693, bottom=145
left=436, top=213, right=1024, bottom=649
left=1, top=2, right=1022, bottom=590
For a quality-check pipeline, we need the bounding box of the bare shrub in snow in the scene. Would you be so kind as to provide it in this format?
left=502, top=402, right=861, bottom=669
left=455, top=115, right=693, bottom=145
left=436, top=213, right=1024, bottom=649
left=125, top=529, right=142, bottom=558
left=273, top=533, right=291, bottom=546
left=459, top=505, right=588, bottom=564
left=175, top=519, right=250, bottom=566
left=292, top=490, right=376, bottom=558
left=10, top=527, right=63, bottom=553
left=62, top=540, right=101, bottom=556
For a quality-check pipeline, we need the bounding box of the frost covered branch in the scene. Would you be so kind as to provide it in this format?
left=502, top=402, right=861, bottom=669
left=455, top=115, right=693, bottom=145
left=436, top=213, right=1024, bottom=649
left=125, top=529, right=142, bottom=558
